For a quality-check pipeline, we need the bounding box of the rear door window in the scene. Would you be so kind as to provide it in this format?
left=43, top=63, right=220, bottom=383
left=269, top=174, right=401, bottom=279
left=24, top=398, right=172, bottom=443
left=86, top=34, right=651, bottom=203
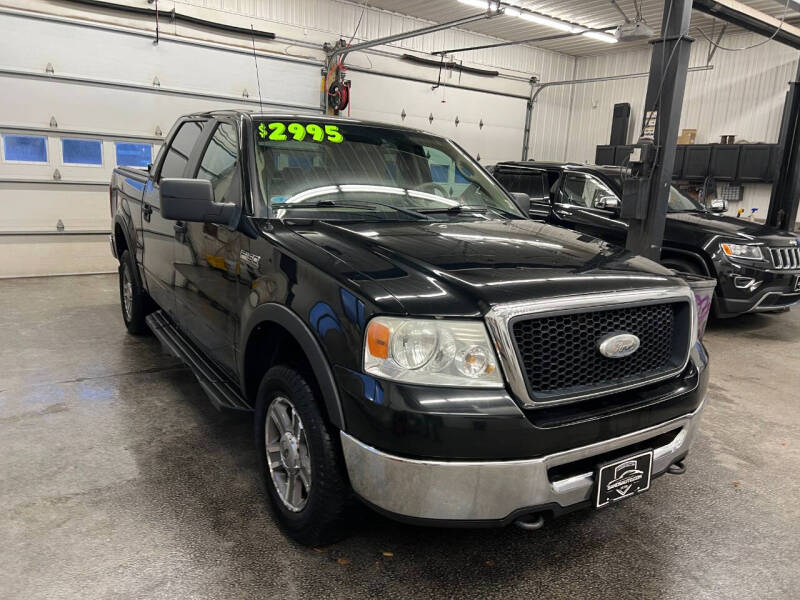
left=195, top=122, right=240, bottom=205
left=159, top=121, right=205, bottom=180
left=494, top=169, right=544, bottom=198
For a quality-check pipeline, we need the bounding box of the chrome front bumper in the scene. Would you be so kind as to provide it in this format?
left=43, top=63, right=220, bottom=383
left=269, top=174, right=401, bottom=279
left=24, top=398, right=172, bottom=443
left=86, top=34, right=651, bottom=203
left=341, top=398, right=705, bottom=523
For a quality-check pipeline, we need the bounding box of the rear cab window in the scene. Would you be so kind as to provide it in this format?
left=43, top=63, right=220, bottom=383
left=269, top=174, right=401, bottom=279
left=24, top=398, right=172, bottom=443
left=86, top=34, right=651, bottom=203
left=493, top=168, right=546, bottom=199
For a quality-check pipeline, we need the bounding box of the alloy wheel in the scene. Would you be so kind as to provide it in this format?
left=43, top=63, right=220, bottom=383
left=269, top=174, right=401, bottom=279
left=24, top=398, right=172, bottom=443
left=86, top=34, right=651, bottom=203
left=265, top=396, right=312, bottom=512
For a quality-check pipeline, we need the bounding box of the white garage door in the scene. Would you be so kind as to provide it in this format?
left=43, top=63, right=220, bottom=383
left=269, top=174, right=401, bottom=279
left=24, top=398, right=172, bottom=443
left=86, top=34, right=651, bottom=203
left=0, top=9, right=321, bottom=278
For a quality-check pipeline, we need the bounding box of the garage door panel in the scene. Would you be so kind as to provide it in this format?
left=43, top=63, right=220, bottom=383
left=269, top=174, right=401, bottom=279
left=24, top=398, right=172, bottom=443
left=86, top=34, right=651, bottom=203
left=0, top=12, right=321, bottom=111
left=0, top=234, right=116, bottom=278
left=0, top=11, right=322, bottom=277
left=0, top=186, right=109, bottom=231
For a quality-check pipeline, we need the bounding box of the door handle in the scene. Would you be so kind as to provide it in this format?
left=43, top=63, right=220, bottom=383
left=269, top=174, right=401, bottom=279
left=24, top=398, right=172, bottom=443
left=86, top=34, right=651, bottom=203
left=143, top=203, right=153, bottom=222
left=174, top=221, right=187, bottom=242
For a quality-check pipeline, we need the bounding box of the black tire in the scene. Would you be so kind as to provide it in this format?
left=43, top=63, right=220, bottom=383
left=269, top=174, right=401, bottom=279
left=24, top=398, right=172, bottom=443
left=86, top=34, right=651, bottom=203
left=255, top=365, right=352, bottom=546
left=118, top=250, right=148, bottom=335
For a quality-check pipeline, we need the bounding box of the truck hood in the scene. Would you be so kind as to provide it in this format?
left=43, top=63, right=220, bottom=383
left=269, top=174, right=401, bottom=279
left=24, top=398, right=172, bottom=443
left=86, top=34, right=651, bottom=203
left=284, top=219, right=680, bottom=316
left=666, top=211, right=800, bottom=245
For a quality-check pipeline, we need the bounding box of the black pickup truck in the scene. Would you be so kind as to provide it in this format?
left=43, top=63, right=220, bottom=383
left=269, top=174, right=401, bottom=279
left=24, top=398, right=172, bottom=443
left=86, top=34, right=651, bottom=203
left=489, top=161, right=800, bottom=318
left=110, top=111, right=709, bottom=545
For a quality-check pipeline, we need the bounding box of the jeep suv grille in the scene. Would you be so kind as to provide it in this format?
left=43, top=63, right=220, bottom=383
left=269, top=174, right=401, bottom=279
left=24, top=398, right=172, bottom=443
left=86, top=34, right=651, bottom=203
left=768, top=247, right=800, bottom=270
left=510, top=301, right=691, bottom=403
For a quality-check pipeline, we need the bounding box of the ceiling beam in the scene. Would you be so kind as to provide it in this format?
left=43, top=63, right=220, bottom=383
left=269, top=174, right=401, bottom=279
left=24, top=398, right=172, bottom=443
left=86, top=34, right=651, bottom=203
left=693, top=0, right=800, bottom=49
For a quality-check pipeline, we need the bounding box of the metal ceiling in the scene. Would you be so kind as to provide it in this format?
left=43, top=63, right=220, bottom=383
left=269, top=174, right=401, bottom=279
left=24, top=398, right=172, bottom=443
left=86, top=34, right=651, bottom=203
left=358, top=0, right=800, bottom=56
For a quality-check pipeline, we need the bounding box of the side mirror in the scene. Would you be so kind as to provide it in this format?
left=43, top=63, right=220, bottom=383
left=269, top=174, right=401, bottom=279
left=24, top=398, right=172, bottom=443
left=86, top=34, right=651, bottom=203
left=595, top=196, right=621, bottom=211
left=710, top=198, right=728, bottom=213
left=510, top=192, right=531, bottom=216
left=161, top=178, right=236, bottom=225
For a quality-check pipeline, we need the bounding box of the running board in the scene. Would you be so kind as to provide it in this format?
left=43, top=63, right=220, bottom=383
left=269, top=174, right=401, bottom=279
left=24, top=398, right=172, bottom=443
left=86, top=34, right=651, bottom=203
left=146, top=310, right=251, bottom=412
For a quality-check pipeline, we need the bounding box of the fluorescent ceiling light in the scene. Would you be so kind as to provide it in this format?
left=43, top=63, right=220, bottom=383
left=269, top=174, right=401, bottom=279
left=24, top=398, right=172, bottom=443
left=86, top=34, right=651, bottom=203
left=582, top=30, right=618, bottom=43
left=519, top=11, right=583, bottom=34
left=455, top=1, right=618, bottom=43
left=457, top=0, right=499, bottom=10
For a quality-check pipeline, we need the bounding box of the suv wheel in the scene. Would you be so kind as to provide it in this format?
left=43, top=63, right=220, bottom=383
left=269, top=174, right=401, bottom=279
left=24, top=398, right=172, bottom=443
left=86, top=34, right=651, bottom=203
left=119, top=250, right=148, bottom=334
left=255, top=366, right=352, bottom=546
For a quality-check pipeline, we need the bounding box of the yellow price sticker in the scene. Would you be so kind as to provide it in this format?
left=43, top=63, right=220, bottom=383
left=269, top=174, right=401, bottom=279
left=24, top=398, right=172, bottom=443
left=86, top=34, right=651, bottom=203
left=257, top=122, right=344, bottom=143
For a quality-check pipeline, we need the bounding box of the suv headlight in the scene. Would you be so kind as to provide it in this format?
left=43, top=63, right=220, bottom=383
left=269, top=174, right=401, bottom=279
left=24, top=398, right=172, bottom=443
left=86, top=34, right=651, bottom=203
left=364, top=316, right=503, bottom=388
left=720, top=242, right=763, bottom=261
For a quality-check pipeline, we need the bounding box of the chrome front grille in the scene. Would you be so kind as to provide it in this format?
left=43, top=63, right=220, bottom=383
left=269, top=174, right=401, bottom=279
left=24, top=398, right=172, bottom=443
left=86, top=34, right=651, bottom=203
left=769, top=246, right=800, bottom=270
left=485, top=287, right=696, bottom=408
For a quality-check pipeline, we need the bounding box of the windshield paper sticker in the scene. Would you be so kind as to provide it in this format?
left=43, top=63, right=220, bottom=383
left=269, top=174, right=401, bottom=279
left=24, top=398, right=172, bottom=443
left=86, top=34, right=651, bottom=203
left=258, top=122, right=344, bottom=143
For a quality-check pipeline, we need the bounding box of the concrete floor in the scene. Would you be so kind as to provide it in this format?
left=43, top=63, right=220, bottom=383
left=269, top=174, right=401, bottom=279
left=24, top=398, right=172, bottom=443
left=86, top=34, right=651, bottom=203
left=1, top=274, right=799, bottom=600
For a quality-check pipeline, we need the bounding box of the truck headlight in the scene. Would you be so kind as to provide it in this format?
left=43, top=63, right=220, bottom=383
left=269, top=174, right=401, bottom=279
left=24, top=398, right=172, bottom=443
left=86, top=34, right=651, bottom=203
left=720, top=243, right=763, bottom=261
left=364, top=316, right=503, bottom=388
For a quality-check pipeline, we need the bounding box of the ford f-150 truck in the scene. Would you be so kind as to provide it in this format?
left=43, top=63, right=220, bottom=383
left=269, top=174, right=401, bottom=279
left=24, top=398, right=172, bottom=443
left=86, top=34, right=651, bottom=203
left=488, top=160, right=800, bottom=318
left=110, top=111, right=709, bottom=545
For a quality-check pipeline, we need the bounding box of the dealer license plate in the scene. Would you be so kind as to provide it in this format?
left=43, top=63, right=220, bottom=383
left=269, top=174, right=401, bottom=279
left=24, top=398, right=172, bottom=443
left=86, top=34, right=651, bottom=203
left=595, top=450, right=653, bottom=508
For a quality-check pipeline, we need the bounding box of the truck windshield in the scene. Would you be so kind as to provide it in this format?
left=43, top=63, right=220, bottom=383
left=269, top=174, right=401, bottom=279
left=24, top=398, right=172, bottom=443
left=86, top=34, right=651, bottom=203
left=253, top=119, right=523, bottom=221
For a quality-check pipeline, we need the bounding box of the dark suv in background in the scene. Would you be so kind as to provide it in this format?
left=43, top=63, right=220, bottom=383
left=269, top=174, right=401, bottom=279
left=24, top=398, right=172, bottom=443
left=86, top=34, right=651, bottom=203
left=489, top=161, right=800, bottom=318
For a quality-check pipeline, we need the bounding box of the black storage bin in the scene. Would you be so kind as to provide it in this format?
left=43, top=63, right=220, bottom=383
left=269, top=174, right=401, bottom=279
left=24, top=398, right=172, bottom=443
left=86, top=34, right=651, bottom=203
left=737, top=144, right=777, bottom=182
left=683, top=145, right=712, bottom=180
left=709, top=144, right=741, bottom=181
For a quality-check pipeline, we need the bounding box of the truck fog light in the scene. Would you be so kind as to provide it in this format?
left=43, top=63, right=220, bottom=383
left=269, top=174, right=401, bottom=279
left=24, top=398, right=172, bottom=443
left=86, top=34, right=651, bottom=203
left=733, top=276, right=761, bottom=292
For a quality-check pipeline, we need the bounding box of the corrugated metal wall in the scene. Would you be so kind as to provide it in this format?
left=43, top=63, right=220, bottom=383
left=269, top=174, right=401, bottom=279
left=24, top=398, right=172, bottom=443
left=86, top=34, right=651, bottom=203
left=563, top=31, right=799, bottom=221
left=566, top=32, right=800, bottom=164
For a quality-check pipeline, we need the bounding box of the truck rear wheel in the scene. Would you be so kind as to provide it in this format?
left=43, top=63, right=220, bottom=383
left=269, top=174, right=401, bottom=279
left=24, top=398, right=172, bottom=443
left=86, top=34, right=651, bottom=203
left=255, top=365, right=352, bottom=546
left=118, top=250, right=148, bottom=335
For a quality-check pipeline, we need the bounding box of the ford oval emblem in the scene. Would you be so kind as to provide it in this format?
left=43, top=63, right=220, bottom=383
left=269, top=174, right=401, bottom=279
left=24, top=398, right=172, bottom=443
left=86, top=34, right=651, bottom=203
left=598, top=332, right=640, bottom=359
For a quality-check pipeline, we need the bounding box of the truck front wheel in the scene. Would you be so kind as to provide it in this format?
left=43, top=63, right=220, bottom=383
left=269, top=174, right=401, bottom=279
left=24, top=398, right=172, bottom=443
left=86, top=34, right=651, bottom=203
left=118, top=250, right=148, bottom=335
left=255, top=365, right=352, bottom=546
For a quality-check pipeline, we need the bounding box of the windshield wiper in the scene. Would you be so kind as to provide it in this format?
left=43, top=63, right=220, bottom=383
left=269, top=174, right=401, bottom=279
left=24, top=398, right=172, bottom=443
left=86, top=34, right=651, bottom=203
left=418, top=204, right=488, bottom=215
left=275, top=199, right=432, bottom=220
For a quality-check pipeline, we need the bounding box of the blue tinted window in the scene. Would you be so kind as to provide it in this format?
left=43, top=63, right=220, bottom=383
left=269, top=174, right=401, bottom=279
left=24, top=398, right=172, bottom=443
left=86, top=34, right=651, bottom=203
left=62, top=138, right=102, bottom=165
left=430, top=164, right=449, bottom=183
left=3, top=135, right=48, bottom=162
left=454, top=168, right=468, bottom=184
left=115, top=142, right=152, bottom=167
